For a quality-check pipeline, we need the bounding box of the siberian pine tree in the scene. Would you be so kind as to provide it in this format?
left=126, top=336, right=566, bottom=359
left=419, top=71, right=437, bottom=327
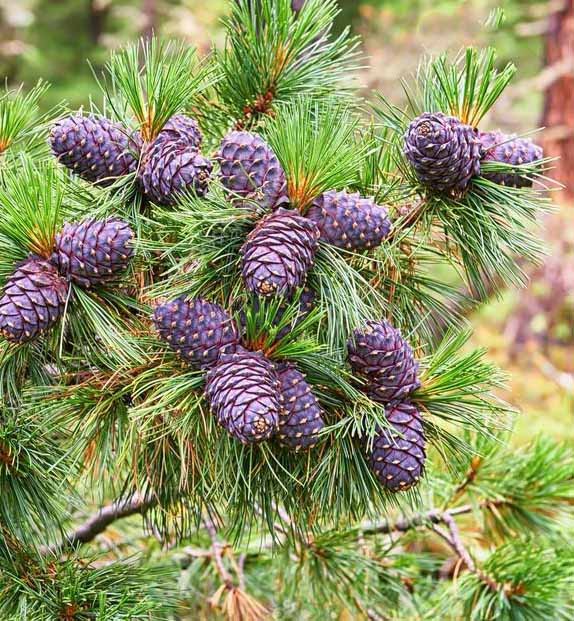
left=0, top=2, right=572, bottom=620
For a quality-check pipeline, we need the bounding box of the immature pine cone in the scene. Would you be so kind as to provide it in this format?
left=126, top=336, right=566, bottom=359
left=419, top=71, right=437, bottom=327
left=50, top=115, right=140, bottom=185
left=204, top=346, right=281, bottom=444
left=404, top=112, right=481, bottom=196
left=277, top=364, right=325, bottom=451
left=139, top=139, right=212, bottom=206
left=348, top=320, right=420, bottom=403
left=153, top=298, right=239, bottom=370
left=479, top=130, right=543, bottom=188
left=0, top=257, right=68, bottom=344
left=50, top=218, right=134, bottom=288
left=241, top=207, right=319, bottom=297
left=307, top=190, right=391, bottom=250
left=217, top=131, right=288, bottom=210
left=368, top=401, right=426, bottom=492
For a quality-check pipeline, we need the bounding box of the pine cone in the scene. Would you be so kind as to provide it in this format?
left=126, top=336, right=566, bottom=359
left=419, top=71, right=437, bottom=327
left=217, top=131, right=288, bottom=210
left=50, top=219, right=134, bottom=288
left=241, top=208, right=319, bottom=297
left=50, top=115, right=141, bottom=185
left=347, top=320, right=420, bottom=403
left=0, top=257, right=68, bottom=344
left=139, top=140, right=212, bottom=206
left=153, top=114, right=203, bottom=150
left=205, top=346, right=281, bottom=443
left=368, top=401, right=426, bottom=492
left=307, top=190, right=391, bottom=250
left=153, top=297, right=239, bottom=370
left=277, top=364, right=324, bottom=451
left=479, top=130, right=543, bottom=188
left=404, top=112, right=481, bottom=195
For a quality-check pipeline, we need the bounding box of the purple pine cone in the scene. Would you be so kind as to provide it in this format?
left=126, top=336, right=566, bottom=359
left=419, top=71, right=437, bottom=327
left=241, top=207, right=320, bottom=297
left=479, top=130, right=543, bottom=188
left=153, top=115, right=203, bottom=150
left=348, top=320, right=421, bottom=404
left=217, top=131, right=288, bottom=210
left=205, top=346, right=281, bottom=444
left=139, top=139, right=212, bottom=206
left=153, top=297, right=240, bottom=370
left=404, top=112, right=481, bottom=196
left=0, top=257, right=68, bottom=343
left=277, top=364, right=325, bottom=451
left=368, top=401, right=426, bottom=492
left=50, top=115, right=141, bottom=186
left=307, top=190, right=391, bottom=250
left=50, top=219, right=134, bottom=288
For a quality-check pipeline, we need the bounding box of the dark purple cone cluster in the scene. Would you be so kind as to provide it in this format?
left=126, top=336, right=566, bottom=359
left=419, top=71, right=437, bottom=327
left=347, top=319, right=425, bottom=492
left=307, top=190, right=392, bottom=250
left=50, top=115, right=141, bottom=185
left=0, top=257, right=68, bottom=344
left=404, top=112, right=482, bottom=196
left=347, top=320, right=421, bottom=403
left=277, top=364, right=325, bottom=451
left=50, top=219, right=134, bottom=288
left=479, top=130, right=543, bottom=188
left=368, top=401, right=426, bottom=492
left=0, top=217, right=135, bottom=345
left=241, top=208, right=320, bottom=297
left=217, top=131, right=288, bottom=211
left=205, top=347, right=282, bottom=444
left=153, top=297, right=240, bottom=370
left=138, top=116, right=212, bottom=205
left=152, top=295, right=325, bottom=448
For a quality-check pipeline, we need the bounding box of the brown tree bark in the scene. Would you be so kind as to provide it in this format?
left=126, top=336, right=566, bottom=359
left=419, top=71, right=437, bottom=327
left=88, top=0, right=110, bottom=46
left=141, top=0, right=158, bottom=40
left=541, top=0, right=574, bottom=201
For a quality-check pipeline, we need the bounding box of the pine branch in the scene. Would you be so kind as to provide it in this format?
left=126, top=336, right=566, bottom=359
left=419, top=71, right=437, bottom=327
left=47, top=493, right=155, bottom=555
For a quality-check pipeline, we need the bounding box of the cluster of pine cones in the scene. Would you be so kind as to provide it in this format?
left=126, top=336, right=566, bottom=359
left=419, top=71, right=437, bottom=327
left=7, top=104, right=536, bottom=493
left=51, top=114, right=393, bottom=296
left=152, top=297, right=325, bottom=451
left=348, top=321, right=424, bottom=491
left=0, top=219, right=134, bottom=343
left=404, top=111, right=543, bottom=196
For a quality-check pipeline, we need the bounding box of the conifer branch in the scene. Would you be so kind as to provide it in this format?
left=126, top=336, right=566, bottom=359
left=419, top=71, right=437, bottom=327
left=47, top=493, right=155, bottom=555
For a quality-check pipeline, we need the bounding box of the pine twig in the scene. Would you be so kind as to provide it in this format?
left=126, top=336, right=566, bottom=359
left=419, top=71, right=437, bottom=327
left=45, top=493, right=155, bottom=555
left=203, top=515, right=235, bottom=590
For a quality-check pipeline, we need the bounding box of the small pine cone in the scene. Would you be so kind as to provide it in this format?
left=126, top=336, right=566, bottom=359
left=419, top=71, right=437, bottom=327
left=50, top=115, right=141, bottom=185
left=138, top=139, right=212, bottom=206
left=479, top=130, right=543, bottom=188
left=307, top=190, right=391, bottom=250
left=217, top=131, right=288, bottom=210
left=152, top=297, right=239, bottom=370
left=50, top=219, right=134, bottom=288
left=368, top=401, right=426, bottom=492
left=241, top=207, right=320, bottom=297
left=277, top=364, right=324, bottom=451
left=404, top=112, right=481, bottom=195
left=348, top=320, right=420, bottom=403
left=205, top=346, right=281, bottom=443
left=0, top=257, right=68, bottom=344
left=154, top=115, right=203, bottom=150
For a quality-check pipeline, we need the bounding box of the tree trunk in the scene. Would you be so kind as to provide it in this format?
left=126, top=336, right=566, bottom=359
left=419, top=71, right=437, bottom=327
left=88, top=0, right=109, bottom=46
left=541, top=0, right=574, bottom=201
left=141, top=0, right=158, bottom=40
